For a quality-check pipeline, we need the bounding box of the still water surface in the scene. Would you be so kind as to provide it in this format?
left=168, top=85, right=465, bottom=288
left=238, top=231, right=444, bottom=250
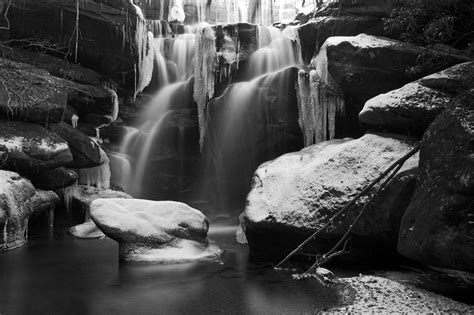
left=0, top=221, right=341, bottom=314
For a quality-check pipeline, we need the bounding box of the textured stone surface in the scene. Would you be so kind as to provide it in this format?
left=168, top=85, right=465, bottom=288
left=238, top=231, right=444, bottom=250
left=398, top=90, right=474, bottom=272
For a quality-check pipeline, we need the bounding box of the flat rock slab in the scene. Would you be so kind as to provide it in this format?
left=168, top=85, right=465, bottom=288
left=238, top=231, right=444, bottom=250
left=90, top=199, right=222, bottom=263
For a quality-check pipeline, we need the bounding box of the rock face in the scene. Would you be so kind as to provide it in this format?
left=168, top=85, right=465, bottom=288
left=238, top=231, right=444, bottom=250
left=28, top=167, right=78, bottom=190
left=0, top=170, right=59, bottom=251
left=310, top=34, right=469, bottom=137
left=0, top=120, right=73, bottom=172
left=398, top=90, right=474, bottom=272
left=241, top=132, right=418, bottom=261
left=360, top=62, right=474, bottom=134
left=0, top=58, right=67, bottom=124
left=90, top=199, right=222, bottom=263
left=6, top=0, right=146, bottom=92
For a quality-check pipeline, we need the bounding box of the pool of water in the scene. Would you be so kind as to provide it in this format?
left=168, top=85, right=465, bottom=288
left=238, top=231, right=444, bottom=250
left=0, top=220, right=342, bottom=314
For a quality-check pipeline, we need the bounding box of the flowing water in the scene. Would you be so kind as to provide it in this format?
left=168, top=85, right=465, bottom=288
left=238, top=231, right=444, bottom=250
left=0, top=217, right=342, bottom=314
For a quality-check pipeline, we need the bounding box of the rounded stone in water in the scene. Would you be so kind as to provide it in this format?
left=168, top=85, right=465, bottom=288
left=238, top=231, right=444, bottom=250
left=90, top=199, right=223, bottom=263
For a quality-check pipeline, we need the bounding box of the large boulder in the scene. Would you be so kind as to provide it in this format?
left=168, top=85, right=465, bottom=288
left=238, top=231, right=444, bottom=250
left=398, top=90, right=474, bottom=272
left=0, top=170, right=59, bottom=251
left=0, top=58, right=67, bottom=124
left=308, top=34, right=469, bottom=138
left=241, top=132, right=418, bottom=261
left=360, top=62, right=474, bottom=134
left=90, top=199, right=222, bottom=263
left=0, top=120, right=73, bottom=173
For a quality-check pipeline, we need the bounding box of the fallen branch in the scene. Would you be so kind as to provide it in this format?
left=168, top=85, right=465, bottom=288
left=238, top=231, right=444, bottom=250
left=276, top=142, right=421, bottom=270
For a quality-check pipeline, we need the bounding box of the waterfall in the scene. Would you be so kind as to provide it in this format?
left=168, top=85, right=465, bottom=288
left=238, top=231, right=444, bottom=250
left=194, top=23, right=216, bottom=149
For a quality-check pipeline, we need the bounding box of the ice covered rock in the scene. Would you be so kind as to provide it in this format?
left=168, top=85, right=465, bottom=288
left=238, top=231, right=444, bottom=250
left=90, top=199, right=222, bottom=263
left=1, top=170, right=59, bottom=251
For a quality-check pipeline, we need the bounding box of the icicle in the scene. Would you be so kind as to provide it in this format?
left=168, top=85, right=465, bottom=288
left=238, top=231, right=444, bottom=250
left=61, top=182, right=78, bottom=214
left=71, top=114, right=79, bottom=128
left=194, top=23, right=216, bottom=150
left=3, top=217, right=8, bottom=250
left=78, top=150, right=111, bottom=190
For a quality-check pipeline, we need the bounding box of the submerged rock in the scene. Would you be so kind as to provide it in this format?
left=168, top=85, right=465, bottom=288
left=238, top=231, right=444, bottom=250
left=398, top=90, right=474, bottom=272
left=360, top=62, right=474, bottom=134
left=241, top=132, right=418, bottom=261
left=0, top=170, right=59, bottom=251
left=90, top=199, right=222, bottom=263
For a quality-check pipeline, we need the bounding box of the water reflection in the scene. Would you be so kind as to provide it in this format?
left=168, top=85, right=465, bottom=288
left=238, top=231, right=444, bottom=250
left=0, top=223, right=340, bottom=314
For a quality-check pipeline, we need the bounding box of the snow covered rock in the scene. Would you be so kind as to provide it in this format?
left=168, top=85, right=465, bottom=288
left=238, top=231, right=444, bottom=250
left=90, top=199, right=222, bottom=263
left=0, top=120, right=73, bottom=173
left=1, top=170, right=59, bottom=251
left=398, top=90, right=474, bottom=272
left=360, top=62, right=474, bottom=134
left=241, top=132, right=418, bottom=261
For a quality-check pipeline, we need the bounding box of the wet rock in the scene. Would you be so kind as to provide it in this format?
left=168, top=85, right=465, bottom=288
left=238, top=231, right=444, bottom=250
left=49, top=122, right=102, bottom=168
left=90, top=199, right=222, bottom=263
left=28, top=167, right=78, bottom=190
left=0, top=120, right=73, bottom=173
left=398, top=90, right=474, bottom=272
left=360, top=62, right=474, bottom=134
left=241, top=132, right=418, bottom=261
left=0, top=58, right=67, bottom=124
left=0, top=170, right=59, bottom=251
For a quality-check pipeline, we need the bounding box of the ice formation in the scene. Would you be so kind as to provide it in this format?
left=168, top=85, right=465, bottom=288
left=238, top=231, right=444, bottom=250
left=296, top=42, right=345, bottom=146
left=78, top=149, right=111, bottom=190
left=194, top=23, right=217, bottom=149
